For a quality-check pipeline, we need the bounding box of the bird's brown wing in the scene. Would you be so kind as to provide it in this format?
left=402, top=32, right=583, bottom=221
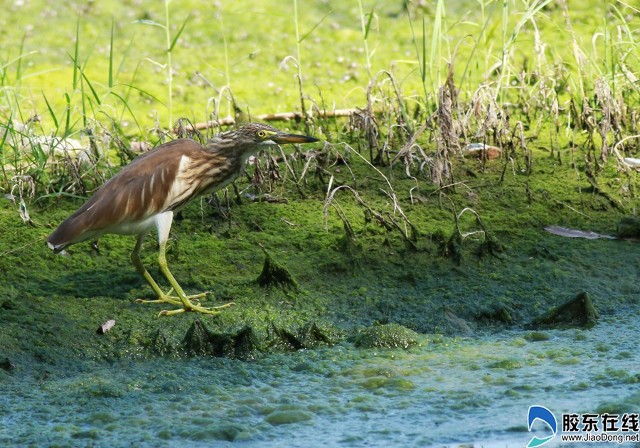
left=47, top=139, right=205, bottom=251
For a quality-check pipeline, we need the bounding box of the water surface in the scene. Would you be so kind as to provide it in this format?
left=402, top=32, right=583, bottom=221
left=2, top=311, right=638, bottom=447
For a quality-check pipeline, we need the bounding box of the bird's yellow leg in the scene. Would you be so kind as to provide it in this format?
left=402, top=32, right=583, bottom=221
left=156, top=239, right=234, bottom=316
left=153, top=212, right=234, bottom=317
left=130, top=234, right=182, bottom=306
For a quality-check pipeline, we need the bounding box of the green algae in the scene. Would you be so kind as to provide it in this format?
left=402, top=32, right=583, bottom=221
left=530, top=291, right=599, bottom=329
left=2, top=314, right=639, bottom=446
left=264, top=409, right=314, bottom=426
left=353, top=323, right=420, bottom=349
left=2, top=146, right=634, bottom=356
left=524, top=331, right=550, bottom=342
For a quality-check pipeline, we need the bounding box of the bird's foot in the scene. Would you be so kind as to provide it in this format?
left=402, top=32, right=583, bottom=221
left=135, top=290, right=210, bottom=306
left=135, top=296, right=181, bottom=306
left=158, top=300, right=235, bottom=317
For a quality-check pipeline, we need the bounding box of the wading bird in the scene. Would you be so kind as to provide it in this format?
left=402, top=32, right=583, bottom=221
left=48, top=123, right=319, bottom=316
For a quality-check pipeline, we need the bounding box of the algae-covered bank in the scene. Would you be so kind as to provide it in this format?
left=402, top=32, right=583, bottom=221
left=1, top=145, right=640, bottom=446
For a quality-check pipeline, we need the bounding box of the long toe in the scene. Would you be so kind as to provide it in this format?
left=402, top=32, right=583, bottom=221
left=135, top=295, right=183, bottom=306
left=166, top=288, right=209, bottom=302
left=159, top=301, right=235, bottom=317
left=136, top=297, right=182, bottom=306
left=136, top=291, right=210, bottom=307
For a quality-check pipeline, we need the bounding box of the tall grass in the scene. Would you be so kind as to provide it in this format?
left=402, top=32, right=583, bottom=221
left=136, top=0, right=190, bottom=130
left=0, top=13, right=156, bottom=199
left=0, top=0, right=638, bottom=210
left=357, top=0, right=374, bottom=81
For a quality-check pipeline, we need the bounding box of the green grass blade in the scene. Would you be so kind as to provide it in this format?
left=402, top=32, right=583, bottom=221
left=80, top=70, right=101, bottom=105
left=116, top=34, right=136, bottom=82
left=364, top=7, right=374, bottom=40
left=73, top=16, right=80, bottom=89
left=41, top=91, right=59, bottom=131
left=63, top=92, right=71, bottom=136
left=134, top=19, right=165, bottom=29
left=80, top=76, right=87, bottom=128
left=169, top=14, right=190, bottom=52
left=405, top=3, right=427, bottom=99
left=16, top=32, right=27, bottom=84
left=298, top=9, right=332, bottom=43
left=109, top=18, right=114, bottom=88
left=429, top=0, right=444, bottom=90
left=0, top=117, right=10, bottom=184
left=422, top=15, right=426, bottom=84
left=108, top=91, right=142, bottom=132
left=459, top=1, right=496, bottom=88
left=116, top=83, right=166, bottom=106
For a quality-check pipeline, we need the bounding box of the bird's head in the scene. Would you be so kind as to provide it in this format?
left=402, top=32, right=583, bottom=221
left=223, top=123, right=319, bottom=148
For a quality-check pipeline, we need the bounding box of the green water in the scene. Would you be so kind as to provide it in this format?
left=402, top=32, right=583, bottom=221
left=3, top=311, right=639, bottom=447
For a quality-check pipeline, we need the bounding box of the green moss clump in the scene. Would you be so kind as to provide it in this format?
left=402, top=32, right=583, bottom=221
left=354, top=323, right=419, bottom=349
left=530, top=291, right=599, bottom=329
left=264, top=409, right=314, bottom=426
left=182, top=320, right=260, bottom=360
left=488, top=359, right=523, bottom=370
left=524, top=331, right=550, bottom=342
left=256, top=249, right=298, bottom=291
left=617, top=216, right=640, bottom=239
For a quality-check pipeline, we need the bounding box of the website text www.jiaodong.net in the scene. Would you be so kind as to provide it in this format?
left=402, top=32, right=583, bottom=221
left=560, top=432, right=640, bottom=444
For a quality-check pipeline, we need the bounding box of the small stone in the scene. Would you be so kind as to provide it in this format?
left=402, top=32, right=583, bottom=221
left=464, top=143, right=502, bottom=160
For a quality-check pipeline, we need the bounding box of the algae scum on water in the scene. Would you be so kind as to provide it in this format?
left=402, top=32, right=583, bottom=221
left=2, top=314, right=640, bottom=447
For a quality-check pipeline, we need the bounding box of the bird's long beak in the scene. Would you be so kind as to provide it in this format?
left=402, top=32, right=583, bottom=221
left=271, top=132, right=319, bottom=144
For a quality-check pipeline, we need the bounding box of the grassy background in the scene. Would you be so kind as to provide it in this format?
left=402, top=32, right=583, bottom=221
left=2, top=1, right=638, bottom=134
left=1, top=0, right=639, bottom=279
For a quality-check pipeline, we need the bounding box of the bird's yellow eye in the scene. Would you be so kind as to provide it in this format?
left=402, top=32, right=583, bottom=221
left=257, top=130, right=268, bottom=138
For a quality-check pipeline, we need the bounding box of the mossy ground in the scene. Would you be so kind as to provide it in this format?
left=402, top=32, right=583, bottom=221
left=1, top=143, right=637, bottom=368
